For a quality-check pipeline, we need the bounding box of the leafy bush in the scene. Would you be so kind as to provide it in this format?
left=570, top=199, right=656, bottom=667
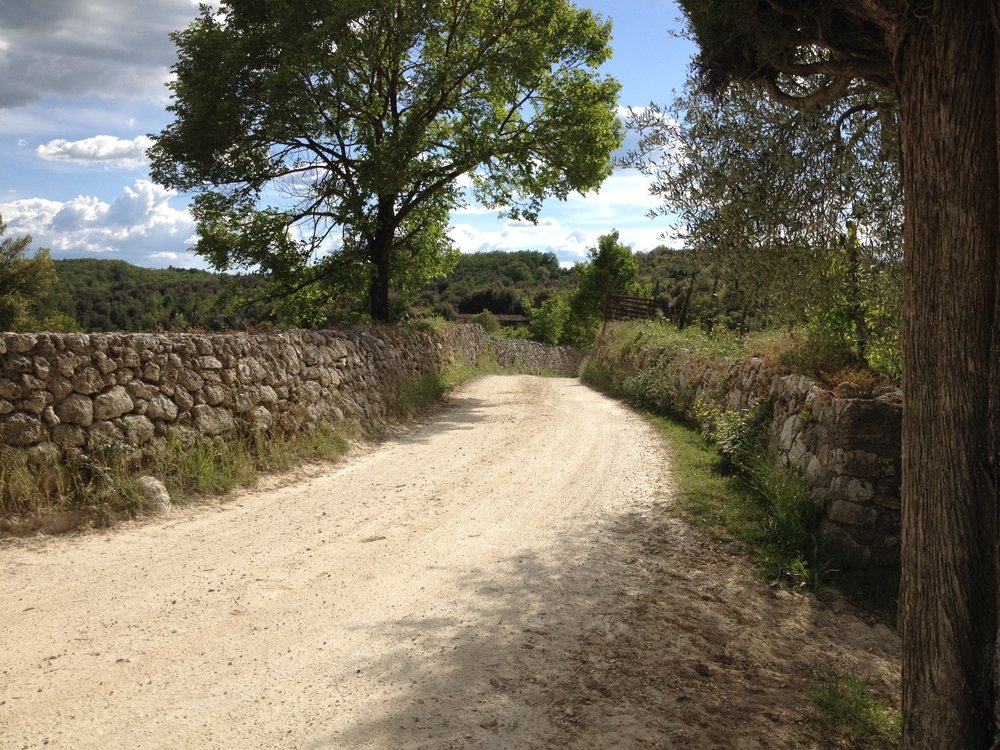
left=708, top=399, right=770, bottom=473
left=470, top=310, right=500, bottom=333
left=695, top=399, right=823, bottom=587
left=526, top=293, right=570, bottom=345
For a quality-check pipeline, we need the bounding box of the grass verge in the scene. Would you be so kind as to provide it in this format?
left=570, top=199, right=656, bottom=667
left=644, top=413, right=823, bottom=589
left=806, top=675, right=901, bottom=749
left=644, top=412, right=900, bottom=749
left=0, top=424, right=356, bottom=530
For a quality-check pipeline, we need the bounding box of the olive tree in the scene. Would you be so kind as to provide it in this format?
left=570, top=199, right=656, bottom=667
left=675, top=1, right=1000, bottom=746
left=625, top=78, right=902, bottom=362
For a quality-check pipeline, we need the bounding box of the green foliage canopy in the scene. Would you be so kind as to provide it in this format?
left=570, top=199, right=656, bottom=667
left=564, top=230, right=648, bottom=348
left=151, top=0, right=622, bottom=323
left=625, top=74, right=902, bottom=371
left=35, top=259, right=276, bottom=333
left=0, top=216, right=57, bottom=332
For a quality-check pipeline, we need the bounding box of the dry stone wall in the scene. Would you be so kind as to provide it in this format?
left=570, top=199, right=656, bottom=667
left=489, top=338, right=585, bottom=375
left=727, top=362, right=902, bottom=569
left=586, top=338, right=902, bottom=571
left=0, top=324, right=580, bottom=467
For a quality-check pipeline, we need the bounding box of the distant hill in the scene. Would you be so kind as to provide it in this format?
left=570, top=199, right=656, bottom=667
left=38, top=259, right=276, bottom=332
left=36, top=250, right=583, bottom=332
left=407, top=250, right=577, bottom=318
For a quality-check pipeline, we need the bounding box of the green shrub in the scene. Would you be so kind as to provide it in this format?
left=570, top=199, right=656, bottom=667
left=708, top=399, right=770, bottom=473
left=395, top=372, right=445, bottom=418
left=470, top=310, right=500, bottom=333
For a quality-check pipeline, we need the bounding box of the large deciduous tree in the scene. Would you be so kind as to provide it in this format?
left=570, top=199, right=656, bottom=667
left=150, top=0, right=622, bottom=323
left=675, top=1, right=1000, bottom=746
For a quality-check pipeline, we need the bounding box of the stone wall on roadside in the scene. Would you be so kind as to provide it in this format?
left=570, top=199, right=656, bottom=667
left=0, top=324, right=581, bottom=467
left=586, top=334, right=903, bottom=571
left=489, top=338, right=585, bottom=376
left=727, top=364, right=902, bottom=569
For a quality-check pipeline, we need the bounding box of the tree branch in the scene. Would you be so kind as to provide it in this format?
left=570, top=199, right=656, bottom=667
left=764, top=74, right=850, bottom=109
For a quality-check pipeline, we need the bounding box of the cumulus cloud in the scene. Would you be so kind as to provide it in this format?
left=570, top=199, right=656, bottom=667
left=448, top=218, right=593, bottom=266
left=0, top=1, right=210, bottom=108
left=449, top=217, right=675, bottom=267
left=37, top=135, right=154, bottom=169
left=0, top=180, right=198, bottom=267
left=447, top=169, right=676, bottom=265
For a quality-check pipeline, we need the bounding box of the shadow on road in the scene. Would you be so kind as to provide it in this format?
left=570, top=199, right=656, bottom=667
left=305, top=506, right=900, bottom=749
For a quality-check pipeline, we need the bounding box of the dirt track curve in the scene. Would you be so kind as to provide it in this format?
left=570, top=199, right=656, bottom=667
left=1, top=375, right=899, bottom=749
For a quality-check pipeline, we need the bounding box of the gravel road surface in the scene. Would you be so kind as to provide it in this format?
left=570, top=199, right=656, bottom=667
left=0, top=375, right=899, bottom=749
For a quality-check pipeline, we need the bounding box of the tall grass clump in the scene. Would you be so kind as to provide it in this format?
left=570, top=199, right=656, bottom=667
left=652, top=399, right=826, bottom=589
left=806, top=675, right=901, bottom=748
left=0, top=422, right=356, bottom=531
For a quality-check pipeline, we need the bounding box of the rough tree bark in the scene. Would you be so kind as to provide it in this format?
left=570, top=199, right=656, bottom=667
left=678, top=0, right=1000, bottom=743
left=369, top=197, right=397, bottom=323
left=895, top=3, right=1000, bottom=746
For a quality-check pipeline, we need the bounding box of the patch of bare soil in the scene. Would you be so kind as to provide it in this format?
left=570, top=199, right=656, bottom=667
left=0, top=375, right=898, bottom=749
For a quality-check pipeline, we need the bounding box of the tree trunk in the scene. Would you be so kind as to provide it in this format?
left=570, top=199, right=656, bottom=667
left=368, top=197, right=397, bottom=323
left=896, top=4, right=1000, bottom=746
left=369, top=239, right=391, bottom=322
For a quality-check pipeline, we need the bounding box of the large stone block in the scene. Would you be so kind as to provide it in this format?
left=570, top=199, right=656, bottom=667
left=193, top=405, right=235, bottom=435
left=1, top=413, right=46, bottom=446
left=93, top=351, right=117, bottom=375
left=0, top=378, right=21, bottom=400
left=119, top=415, right=155, bottom=446
left=19, top=390, right=49, bottom=415
left=33, top=356, right=50, bottom=380
left=93, top=386, right=134, bottom=420
left=55, top=393, right=94, bottom=427
left=828, top=499, right=878, bottom=527
left=146, top=394, right=179, bottom=422
left=47, top=375, right=74, bottom=402
left=177, top=368, right=204, bottom=392
left=173, top=385, right=194, bottom=413
left=51, top=424, right=86, bottom=447
left=72, top=367, right=104, bottom=395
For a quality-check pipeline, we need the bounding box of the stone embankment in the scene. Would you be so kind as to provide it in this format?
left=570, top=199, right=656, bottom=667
left=726, top=360, right=901, bottom=569
left=0, top=324, right=580, bottom=467
left=586, top=328, right=902, bottom=571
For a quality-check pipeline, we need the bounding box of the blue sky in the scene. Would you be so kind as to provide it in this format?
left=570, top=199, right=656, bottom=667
left=0, top=1, right=696, bottom=269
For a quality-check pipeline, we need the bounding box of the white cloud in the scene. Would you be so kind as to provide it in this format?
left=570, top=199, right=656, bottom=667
left=0, top=180, right=198, bottom=266
left=0, top=1, right=204, bottom=108
left=565, top=171, right=663, bottom=217
left=37, top=135, right=154, bottom=169
left=449, top=217, right=597, bottom=266
left=447, top=169, right=676, bottom=265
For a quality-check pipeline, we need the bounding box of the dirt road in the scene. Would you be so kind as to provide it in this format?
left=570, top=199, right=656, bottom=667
left=1, top=376, right=899, bottom=749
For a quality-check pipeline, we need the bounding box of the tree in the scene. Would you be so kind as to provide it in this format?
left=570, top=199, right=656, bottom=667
left=564, top=230, right=648, bottom=348
left=625, top=77, right=902, bottom=351
left=151, top=0, right=622, bottom=322
left=526, top=292, right=571, bottom=345
left=674, top=2, right=1000, bottom=746
left=0, top=215, right=57, bottom=332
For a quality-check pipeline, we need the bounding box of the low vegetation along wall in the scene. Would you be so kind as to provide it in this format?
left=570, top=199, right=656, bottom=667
left=585, top=324, right=902, bottom=571
left=0, top=324, right=582, bottom=519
